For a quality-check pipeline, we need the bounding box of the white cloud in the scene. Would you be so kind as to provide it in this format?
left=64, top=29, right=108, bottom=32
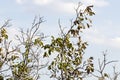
left=15, top=0, right=54, bottom=5
left=33, top=0, right=54, bottom=5
left=53, top=1, right=77, bottom=14
left=15, top=0, right=77, bottom=14
left=110, top=37, right=120, bottom=48
left=112, top=37, right=120, bottom=43
left=94, top=0, right=109, bottom=7
left=15, top=0, right=109, bottom=14
left=16, top=0, right=27, bottom=4
left=16, top=0, right=22, bottom=4
left=81, top=0, right=109, bottom=7
left=86, top=35, right=120, bottom=49
left=84, top=28, right=120, bottom=48
left=85, top=35, right=105, bottom=45
left=84, top=28, right=106, bottom=44
left=32, top=0, right=77, bottom=14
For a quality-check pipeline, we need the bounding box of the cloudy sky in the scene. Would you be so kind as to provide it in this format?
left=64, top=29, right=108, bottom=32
left=0, top=0, right=120, bottom=79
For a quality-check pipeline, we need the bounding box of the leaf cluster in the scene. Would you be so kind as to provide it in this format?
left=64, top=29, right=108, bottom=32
left=43, top=3, right=95, bottom=80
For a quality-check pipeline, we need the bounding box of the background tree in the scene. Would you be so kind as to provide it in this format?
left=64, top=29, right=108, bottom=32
left=0, top=17, right=47, bottom=80
left=91, top=52, right=119, bottom=80
left=0, top=20, right=10, bottom=80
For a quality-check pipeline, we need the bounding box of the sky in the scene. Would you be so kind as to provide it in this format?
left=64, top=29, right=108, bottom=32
left=0, top=0, right=120, bottom=80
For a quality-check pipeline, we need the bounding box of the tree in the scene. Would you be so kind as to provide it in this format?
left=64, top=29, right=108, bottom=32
left=0, top=2, right=119, bottom=80
left=91, top=52, right=119, bottom=80
left=0, top=3, right=96, bottom=80
left=0, top=17, right=47, bottom=80
left=43, top=3, right=95, bottom=80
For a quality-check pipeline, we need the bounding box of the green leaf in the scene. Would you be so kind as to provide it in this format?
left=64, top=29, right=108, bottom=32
left=43, top=52, right=48, bottom=57
left=86, top=23, right=90, bottom=28
left=4, top=34, right=8, bottom=39
left=0, top=75, right=3, bottom=80
left=104, top=73, right=109, bottom=78
left=48, top=65, right=51, bottom=70
left=79, top=17, right=84, bottom=21
left=0, top=38, right=2, bottom=43
left=0, top=61, right=3, bottom=68
left=11, top=55, right=19, bottom=61
left=89, top=57, right=93, bottom=60
left=34, top=38, right=43, bottom=46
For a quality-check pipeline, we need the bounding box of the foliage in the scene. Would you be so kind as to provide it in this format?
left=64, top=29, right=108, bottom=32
left=43, top=3, right=95, bottom=80
left=11, top=17, right=46, bottom=80
left=0, top=18, right=47, bottom=80
left=0, top=2, right=119, bottom=80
